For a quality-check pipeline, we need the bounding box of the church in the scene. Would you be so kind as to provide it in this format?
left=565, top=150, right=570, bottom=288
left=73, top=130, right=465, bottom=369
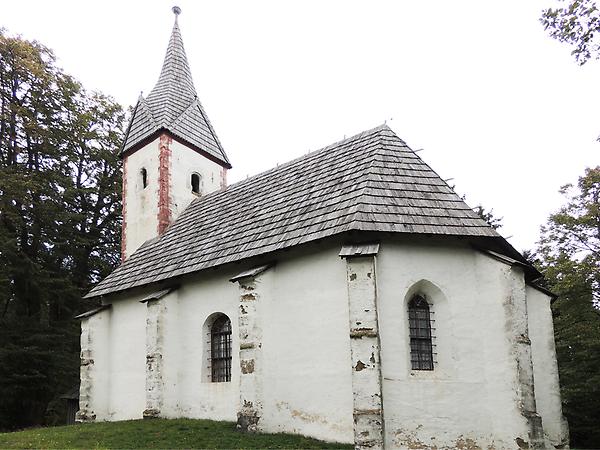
left=76, top=8, right=569, bottom=450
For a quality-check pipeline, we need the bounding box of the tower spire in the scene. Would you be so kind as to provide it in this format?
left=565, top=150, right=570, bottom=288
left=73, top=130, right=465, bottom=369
left=120, top=6, right=230, bottom=167
left=120, top=5, right=231, bottom=261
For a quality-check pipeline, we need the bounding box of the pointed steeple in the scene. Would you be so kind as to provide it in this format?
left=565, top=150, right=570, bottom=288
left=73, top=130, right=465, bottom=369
left=122, top=7, right=230, bottom=168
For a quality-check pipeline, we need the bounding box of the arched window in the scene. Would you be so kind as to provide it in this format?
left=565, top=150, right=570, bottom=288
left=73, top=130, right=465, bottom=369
left=191, top=173, right=201, bottom=194
left=210, top=315, right=232, bottom=382
left=140, top=168, right=148, bottom=189
left=408, top=295, right=434, bottom=370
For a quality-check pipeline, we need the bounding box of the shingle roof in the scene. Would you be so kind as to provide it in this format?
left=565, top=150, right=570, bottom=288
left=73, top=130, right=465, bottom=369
left=121, top=16, right=230, bottom=167
left=86, top=125, right=499, bottom=298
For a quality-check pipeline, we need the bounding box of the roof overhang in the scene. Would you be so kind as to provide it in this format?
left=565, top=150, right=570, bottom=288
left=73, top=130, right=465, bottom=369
left=74, top=304, right=111, bottom=320
left=121, top=128, right=232, bottom=169
left=139, top=287, right=176, bottom=303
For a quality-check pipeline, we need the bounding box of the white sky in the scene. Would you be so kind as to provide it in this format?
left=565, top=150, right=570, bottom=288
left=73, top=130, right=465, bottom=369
left=3, top=1, right=598, bottom=252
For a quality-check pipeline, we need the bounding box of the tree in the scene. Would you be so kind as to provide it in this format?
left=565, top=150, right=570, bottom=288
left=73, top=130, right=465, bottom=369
left=0, top=30, right=124, bottom=429
left=473, top=204, right=503, bottom=230
left=541, top=0, right=600, bottom=65
left=533, top=167, right=600, bottom=448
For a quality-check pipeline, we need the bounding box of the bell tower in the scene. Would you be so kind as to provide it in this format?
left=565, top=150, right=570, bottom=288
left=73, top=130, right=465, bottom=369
left=120, top=6, right=231, bottom=260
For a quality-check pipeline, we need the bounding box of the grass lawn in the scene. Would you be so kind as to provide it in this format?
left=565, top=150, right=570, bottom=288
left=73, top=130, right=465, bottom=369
left=0, top=418, right=353, bottom=449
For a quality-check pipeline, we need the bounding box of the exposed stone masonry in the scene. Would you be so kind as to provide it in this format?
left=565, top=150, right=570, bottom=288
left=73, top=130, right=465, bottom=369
left=343, top=254, right=385, bottom=449
left=157, top=133, right=172, bottom=236
left=506, top=266, right=545, bottom=449
left=235, top=275, right=264, bottom=432
left=76, top=318, right=97, bottom=423
left=143, top=298, right=166, bottom=418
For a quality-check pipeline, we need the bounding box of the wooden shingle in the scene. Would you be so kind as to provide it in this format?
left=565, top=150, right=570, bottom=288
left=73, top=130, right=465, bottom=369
left=121, top=18, right=230, bottom=167
left=86, top=125, right=500, bottom=298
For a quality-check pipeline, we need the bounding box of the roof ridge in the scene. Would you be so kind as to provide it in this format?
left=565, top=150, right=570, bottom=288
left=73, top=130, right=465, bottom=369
left=169, top=96, right=197, bottom=127
left=87, top=123, right=506, bottom=299
left=219, top=124, right=393, bottom=190
left=194, top=97, right=228, bottom=161
left=183, top=125, right=391, bottom=206
left=121, top=98, right=141, bottom=153
left=139, top=96, right=158, bottom=127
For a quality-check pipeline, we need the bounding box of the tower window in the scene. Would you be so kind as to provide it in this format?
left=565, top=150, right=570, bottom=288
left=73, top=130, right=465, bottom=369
left=141, top=168, right=148, bottom=189
left=210, top=314, right=232, bottom=382
left=408, top=294, right=434, bottom=371
left=191, top=173, right=201, bottom=194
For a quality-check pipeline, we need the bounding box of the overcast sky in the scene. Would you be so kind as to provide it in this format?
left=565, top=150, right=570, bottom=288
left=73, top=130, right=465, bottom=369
left=3, top=1, right=599, bottom=252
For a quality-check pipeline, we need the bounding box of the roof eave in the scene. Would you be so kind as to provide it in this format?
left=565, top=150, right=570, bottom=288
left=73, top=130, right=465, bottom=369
left=121, top=128, right=232, bottom=169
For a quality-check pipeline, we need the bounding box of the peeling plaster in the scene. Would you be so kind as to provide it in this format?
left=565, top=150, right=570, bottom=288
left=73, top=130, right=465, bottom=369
left=345, top=255, right=384, bottom=449
left=157, top=133, right=172, bottom=235
left=76, top=318, right=96, bottom=423
left=121, top=157, right=128, bottom=262
left=237, top=277, right=264, bottom=432
left=275, top=401, right=347, bottom=434
left=144, top=299, right=165, bottom=418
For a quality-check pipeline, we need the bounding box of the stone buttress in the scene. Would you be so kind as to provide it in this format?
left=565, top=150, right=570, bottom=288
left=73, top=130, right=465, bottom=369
left=141, top=289, right=172, bottom=419
left=75, top=305, right=112, bottom=423
left=340, top=244, right=385, bottom=449
left=230, top=264, right=273, bottom=432
left=505, top=266, right=546, bottom=449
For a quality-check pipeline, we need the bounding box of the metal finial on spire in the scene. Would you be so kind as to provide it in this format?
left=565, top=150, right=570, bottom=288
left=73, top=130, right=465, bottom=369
left=172, top=6, right=181, bottom=16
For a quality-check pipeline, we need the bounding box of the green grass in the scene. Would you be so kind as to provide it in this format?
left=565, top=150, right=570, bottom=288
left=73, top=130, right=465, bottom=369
left=0, top=418, right=353, bottom=449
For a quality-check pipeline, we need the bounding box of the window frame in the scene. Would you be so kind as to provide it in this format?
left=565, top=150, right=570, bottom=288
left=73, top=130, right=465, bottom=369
left=140, top=168, right=148, bottom=189
left=407, top=294, right=435, bottom=371
left=210, top=315, right=232, bottom=383
left=191, top=172, right=201, bottom=195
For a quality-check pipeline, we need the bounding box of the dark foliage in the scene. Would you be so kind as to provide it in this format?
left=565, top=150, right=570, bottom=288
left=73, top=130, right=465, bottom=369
left=0, top=30, right=124, bottom=430
left=533, top=167, right=600, bottom=448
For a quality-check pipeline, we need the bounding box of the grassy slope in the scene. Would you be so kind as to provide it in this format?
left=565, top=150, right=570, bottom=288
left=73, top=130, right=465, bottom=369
left=0, top=419, right=353, bottom=449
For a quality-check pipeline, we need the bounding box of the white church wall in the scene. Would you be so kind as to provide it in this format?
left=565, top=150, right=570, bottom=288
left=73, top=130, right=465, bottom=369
left=377, top=241, right=530, bottom=449
left=88, top=241, right=355, bottom=439
left=123, top=137, right=160, bottom=259
left=79, top=309, right=111, bottom=421
left=259, top=244, right=355, bottom=444
left=527, top=285, right=569, bottom=447
left=105, top=296, right=146, bottom=421
left=82, top=237, right=566, bottom=448
left=161, top=271, right=240, bottom=421
left=168, top=139, right=225, bottom=220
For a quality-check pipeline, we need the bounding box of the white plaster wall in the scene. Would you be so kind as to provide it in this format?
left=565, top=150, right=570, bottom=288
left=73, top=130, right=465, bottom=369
left=527, top=285, right=568, bottom=446
left=87, top=245, right=355, bottom=441
left=169, top=139, right=224, bottom=220
left=105, top=296, right=146, bottom=421
left=123, top=137, right=160, bottom=258
left=123, top=139, right=224, bottom=259
left=260, top=245, right=355, bottom=444
left=161, top=272, right=240, bottom=421
left=377, top=241, right=529, bottom=449
left=86, top=237, right=562, bottom=448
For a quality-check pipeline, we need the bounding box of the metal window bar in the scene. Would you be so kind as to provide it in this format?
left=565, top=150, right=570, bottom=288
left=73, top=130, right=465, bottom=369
left=408, top=295, right=435, bottom=371
left=211, top=316, right=232, bottom=382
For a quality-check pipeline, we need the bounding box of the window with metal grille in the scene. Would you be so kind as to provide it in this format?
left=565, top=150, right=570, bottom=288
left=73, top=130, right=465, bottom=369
left=408, top=295, right=434, bottom=371
left=210, top=315, right=232, bottom=382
